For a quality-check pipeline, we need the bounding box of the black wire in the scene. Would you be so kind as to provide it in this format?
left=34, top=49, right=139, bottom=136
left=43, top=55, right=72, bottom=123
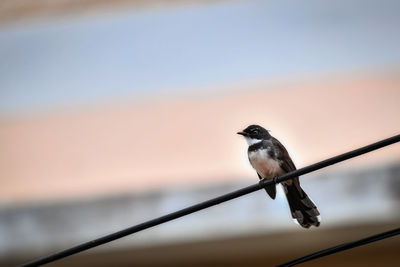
left=276, top=227, right=400, bottom=266
left=19, top=134, right=400, bottom=267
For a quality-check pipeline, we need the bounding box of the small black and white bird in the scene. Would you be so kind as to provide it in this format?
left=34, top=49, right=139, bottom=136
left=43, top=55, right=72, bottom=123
left=238, top=124, right=320, bottom=228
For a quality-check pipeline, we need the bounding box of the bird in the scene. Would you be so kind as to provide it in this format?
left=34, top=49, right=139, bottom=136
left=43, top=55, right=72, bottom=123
left=237, top=124, right=320, bottom=228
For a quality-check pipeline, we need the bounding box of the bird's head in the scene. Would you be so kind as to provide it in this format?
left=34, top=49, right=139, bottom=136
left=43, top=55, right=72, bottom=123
left=237, top=124, right=271, bottom=145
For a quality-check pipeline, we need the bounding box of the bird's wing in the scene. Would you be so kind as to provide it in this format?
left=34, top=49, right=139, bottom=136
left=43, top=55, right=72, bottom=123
left=271, top=137, right=303, bottom=193
left=271, top=137, right=296, bottom=172
left=257, top=172, right=276, bottom=199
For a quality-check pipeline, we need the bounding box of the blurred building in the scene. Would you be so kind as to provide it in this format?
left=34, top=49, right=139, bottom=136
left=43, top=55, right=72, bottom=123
left=1, top=0, right=400, bottom=266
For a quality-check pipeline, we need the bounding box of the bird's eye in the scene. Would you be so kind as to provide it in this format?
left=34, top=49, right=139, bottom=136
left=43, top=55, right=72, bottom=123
left=253, top=130, right=259, bottom=134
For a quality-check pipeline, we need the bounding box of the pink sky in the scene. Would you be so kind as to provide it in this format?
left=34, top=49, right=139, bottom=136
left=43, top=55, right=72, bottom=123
left=1, top=71, right=399, bottom=203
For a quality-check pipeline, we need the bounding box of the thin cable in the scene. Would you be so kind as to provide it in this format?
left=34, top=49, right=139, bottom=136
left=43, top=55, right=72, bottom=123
left=19, top=134, right=400, bottom=267
left=276, top=227, right=400, bottom=266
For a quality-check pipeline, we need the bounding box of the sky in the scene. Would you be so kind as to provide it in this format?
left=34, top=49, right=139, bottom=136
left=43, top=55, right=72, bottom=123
left=0, top=0, right=400, bottom=115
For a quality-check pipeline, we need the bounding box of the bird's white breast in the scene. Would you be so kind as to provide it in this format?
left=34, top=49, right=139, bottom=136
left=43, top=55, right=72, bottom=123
left=245, top=137, right=263, bottom=146
left=248, top=149, right=284, bottom=179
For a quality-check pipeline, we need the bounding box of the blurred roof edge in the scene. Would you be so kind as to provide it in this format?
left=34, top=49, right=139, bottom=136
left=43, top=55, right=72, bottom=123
left=0, top=0, right=225, bottom=25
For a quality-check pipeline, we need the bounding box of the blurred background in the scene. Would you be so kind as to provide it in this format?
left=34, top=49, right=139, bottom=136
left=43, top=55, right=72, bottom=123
left=1, top=0, right=399, bottom=266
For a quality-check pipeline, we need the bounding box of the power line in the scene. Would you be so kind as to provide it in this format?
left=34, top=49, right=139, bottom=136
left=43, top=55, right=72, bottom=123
left=277, top=227, right=400, bottom=266
left=19, top=134, right=400, bottom=267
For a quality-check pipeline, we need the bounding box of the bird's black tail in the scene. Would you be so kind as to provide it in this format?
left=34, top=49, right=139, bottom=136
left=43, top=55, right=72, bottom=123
left=283, top=183, right=320, bottom=228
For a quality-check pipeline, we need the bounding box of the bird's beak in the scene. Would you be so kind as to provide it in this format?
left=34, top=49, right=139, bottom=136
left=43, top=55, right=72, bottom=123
left=237, top=131, right=248, bottom=136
